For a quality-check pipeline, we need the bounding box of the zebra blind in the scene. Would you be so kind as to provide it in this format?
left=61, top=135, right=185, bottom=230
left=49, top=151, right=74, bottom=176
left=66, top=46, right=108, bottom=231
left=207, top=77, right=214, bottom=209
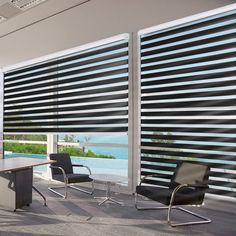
left=4, top=37, right=129, bottom=133
left=140, top=9, right=236, bottom=198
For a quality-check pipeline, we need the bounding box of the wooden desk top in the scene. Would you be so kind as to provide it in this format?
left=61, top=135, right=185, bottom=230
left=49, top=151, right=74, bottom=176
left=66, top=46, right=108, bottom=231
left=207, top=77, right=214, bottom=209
left=0, top=158, right=54, bottom=172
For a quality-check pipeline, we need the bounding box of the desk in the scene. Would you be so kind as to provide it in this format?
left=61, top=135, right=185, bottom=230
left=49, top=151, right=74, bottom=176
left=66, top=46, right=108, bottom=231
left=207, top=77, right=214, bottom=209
left=0, top=157, right=54, bottom=211
left=90, top=174, right=127, bottom=205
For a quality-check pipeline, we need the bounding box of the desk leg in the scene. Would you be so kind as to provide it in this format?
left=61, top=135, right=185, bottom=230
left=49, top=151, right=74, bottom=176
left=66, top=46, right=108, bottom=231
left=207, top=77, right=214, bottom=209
left=32, top=185, right=47, bottom=206
left=0, top=169, right=33, bottom=211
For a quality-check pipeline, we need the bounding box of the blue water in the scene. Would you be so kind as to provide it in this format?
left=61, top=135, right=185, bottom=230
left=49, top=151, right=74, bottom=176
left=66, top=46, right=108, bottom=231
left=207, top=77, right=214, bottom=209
left=59, top=134, right=128, bottom=160
left=4, top=134, right=129, bottom=176
left=85, top=146, right=128, bottom=160
left=61, top=134, right=128, bottom=145
left=4, top=153, right=128, bottom=177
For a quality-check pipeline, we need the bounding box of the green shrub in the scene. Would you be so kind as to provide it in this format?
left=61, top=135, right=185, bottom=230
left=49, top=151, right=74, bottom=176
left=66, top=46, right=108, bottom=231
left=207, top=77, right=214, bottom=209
left=4, top=143, right=115, bottom=159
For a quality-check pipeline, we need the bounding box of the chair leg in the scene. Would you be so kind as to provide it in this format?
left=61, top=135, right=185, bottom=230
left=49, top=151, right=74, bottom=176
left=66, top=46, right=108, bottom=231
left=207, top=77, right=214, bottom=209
left=48, top=180, right=94, bottom=198
left=134, top=193, right=170, bottom=210
left=48, top=178, right=68, bottom=198
left=167, top=205, right=211, bottom=227
left=69, top=180, right=94, bottom=195
left=135, top=193, right=211, bottom=227
left=167, top=184, right=211, bottom=227
left=48, top=186, right=67, bottom=198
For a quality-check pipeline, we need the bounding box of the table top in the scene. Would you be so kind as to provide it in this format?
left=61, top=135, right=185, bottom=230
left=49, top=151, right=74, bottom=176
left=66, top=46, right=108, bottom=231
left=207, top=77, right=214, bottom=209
left=0, top=158, right=55, bottom=173
left=90, top=174, right=127, bottom=184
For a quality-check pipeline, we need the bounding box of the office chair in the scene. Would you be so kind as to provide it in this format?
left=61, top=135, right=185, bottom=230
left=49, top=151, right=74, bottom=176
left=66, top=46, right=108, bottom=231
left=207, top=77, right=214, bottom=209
left=135, top=162, right=211, bottom=227
left=48, top=153, right=94, bottom=198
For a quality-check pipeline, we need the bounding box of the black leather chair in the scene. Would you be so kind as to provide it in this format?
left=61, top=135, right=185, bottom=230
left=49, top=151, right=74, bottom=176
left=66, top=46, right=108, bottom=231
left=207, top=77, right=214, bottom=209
left=135, top=162, right=211, bottom=227
left=48, top=153, right=94, bottom=198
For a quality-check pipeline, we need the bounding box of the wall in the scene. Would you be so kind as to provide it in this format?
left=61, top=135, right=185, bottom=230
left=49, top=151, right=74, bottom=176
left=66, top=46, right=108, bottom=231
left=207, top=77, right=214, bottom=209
left=0, top=73, right=3, bottom=159
left=0, top=0, right=235, bottom=68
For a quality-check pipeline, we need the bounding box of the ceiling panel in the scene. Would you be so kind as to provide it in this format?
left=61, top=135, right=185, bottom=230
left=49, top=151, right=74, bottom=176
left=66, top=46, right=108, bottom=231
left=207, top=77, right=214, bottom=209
left=0, top=0, right=90, bottom=38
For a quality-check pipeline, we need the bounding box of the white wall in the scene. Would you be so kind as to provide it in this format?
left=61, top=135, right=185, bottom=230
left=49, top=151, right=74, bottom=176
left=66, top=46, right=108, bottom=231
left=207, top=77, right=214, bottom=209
left=0, top=0, right=235, bottom=68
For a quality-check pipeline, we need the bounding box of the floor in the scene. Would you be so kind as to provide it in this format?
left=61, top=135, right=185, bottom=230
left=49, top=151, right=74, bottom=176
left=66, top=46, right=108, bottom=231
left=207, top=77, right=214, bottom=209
left=0, top=176, right=235, bottom=236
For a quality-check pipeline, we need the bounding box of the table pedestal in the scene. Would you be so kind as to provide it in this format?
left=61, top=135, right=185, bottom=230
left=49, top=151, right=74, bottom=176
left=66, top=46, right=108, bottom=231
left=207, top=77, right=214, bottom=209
left=94, top=181, right=123, bottom=206
left=0, top=168, right=33, bottom=211
left=90, top=174, right=127, bottom=206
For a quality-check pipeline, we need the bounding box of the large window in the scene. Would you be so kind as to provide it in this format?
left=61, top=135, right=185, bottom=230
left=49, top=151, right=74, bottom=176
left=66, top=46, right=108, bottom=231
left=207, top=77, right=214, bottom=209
left=3, top=35, right=129, bottom=133
left=4, top=134, right=47, bottom=172
left=139, top=9, right=236, bottom=198
left=3, top=35, right=130, bottom=180
left=58, top=134, right=128, bottom=177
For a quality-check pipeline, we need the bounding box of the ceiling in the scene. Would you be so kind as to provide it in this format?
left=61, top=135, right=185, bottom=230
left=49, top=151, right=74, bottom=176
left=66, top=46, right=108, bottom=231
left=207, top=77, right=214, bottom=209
left=0, top=0, right=90, bottom=38
left=0, top=0, right=235, bottom=69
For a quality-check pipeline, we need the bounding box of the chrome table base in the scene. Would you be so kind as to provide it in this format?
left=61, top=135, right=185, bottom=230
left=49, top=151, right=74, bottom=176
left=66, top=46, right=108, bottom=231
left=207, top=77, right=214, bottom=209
left=95, top=182, right=123, bottom=206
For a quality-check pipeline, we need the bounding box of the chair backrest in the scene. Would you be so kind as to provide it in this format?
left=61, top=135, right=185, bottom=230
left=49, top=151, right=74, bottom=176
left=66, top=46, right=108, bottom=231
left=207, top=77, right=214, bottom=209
left=49, top=153, right=73, bottom=175
left=172, top=162, right=209, bottom=186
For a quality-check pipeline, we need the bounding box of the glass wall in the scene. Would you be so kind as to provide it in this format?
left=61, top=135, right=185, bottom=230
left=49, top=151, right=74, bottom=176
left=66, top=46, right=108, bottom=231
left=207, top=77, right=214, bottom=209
left=58, top=134, right=128, bottom=177
left=139, top=9, right=236, bottom=198
left=3, top=35, right=130, bottom=183
left=4, top=134, right=47, bottom=172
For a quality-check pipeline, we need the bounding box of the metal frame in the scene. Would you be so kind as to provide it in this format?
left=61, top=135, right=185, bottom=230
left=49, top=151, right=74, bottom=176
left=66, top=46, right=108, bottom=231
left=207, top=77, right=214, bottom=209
left=94, top=181, right=123, bottom=206
left=167, top=184, right=211, bottom=227
left=48, top=165, right=94, bottom=199
left=32, top=185, right=47, bottom=206
left=135, top=177, right=211, bottom=227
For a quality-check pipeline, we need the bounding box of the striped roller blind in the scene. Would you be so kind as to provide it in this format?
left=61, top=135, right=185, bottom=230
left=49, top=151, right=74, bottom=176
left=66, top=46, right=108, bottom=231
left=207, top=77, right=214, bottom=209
left=140, top=10, right=236, bottom=198
left=4, top=37, right=129, bottom=133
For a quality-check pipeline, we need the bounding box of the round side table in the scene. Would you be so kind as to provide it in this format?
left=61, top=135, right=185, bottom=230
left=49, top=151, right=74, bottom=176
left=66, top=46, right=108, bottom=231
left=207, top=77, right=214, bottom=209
left=90, top=174, right=127, bottom=205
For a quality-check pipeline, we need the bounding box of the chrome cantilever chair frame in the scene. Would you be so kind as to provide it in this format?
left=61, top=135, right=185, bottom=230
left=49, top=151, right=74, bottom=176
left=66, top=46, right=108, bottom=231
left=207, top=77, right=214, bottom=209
left=48, top=164, right=94, bottom=199
left=135, top=173, right=211, bottom=227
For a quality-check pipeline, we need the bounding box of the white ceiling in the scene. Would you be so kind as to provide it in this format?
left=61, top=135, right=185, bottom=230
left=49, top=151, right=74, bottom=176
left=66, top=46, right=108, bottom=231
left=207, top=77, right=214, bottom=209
left=0, top=0, right=235, bottom=69
left=0, top=0, right=90, bottom=38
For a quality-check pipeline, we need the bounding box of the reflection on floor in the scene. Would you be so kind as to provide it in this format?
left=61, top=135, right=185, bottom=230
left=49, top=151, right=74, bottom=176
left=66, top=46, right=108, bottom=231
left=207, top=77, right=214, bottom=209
left=0, top=176, right=235, bottom=236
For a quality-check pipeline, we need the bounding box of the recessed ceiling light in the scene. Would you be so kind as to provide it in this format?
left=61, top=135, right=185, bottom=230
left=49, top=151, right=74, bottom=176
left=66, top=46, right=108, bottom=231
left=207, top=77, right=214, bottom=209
left=0, top=15, right=6, bottom=23
left=10, top=0, right=48, bottom=11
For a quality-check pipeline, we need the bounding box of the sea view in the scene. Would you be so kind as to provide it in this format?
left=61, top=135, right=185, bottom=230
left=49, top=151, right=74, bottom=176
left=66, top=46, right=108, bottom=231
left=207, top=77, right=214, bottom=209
left=4, top=134, right=129, bottom=177
left=59, top=134, right=129, bottom=160
left=5, top=152, right=128, bottom=177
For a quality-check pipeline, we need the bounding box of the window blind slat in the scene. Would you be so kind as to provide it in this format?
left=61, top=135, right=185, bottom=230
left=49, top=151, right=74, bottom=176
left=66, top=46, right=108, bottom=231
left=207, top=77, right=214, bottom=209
left=140, top=10, right=236, bottom=198
left=4, top=110, right=128, bottom=122
left=4, top=37, right=129, bottom=133
left=5, top=41, right=128, bottom=78
left=5, top=93, right=128, bottom=111
left=5, top=65, right=128, bottom=94
left=5, top=76, right=128, bottom=100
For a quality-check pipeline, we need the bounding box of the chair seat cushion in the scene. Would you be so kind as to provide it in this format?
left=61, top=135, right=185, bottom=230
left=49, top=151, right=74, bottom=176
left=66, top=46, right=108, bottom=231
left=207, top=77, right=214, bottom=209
left=53, top=173, right=92, bottom=184
left=136, top=185, right=205, bottom=205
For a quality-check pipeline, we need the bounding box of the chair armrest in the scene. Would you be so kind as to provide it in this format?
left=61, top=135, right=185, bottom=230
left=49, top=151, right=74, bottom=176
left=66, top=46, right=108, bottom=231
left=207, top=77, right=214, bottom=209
left=72, top=164, right=92, bottom=175
left=49, top=165, right=67, bottom=181
left=72, top=164, right=84, bottom=167
left=169, top=183, right=208, bottom=207
left=187, top=183, right=209, bottom=189
left=169, top=184, right=188, bottom=207
left=139, top=174, right=160, bottom=186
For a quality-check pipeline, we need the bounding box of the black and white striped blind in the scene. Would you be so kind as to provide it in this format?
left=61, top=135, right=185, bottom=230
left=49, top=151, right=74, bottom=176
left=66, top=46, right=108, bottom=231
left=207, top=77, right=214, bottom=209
left=4, top=37, right=129, bottom=133
left=140, top=10, right=236, bottom=198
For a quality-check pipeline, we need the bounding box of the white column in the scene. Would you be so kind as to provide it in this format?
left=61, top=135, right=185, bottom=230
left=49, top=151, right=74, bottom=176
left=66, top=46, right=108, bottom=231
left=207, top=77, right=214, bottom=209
left=128, top=33, right=140, bottom=193
left=46, top=134, right=58, bottom=179
left=131, top=33, right=141, bottom=192
left=0, top=72, right=3, bottom=159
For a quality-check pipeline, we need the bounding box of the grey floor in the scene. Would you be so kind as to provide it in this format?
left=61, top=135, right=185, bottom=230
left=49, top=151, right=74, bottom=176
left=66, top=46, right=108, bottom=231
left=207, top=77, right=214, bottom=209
left=0, top=176, right=235, bottom=236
